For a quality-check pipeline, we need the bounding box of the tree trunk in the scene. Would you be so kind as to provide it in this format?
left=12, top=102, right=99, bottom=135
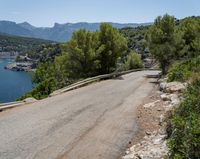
left=161, top=61, right=167, bottom=75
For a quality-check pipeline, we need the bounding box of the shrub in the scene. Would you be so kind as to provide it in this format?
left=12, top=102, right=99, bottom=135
left=168, top=56, right=200, bottom=82
left=168, top=78, right=200, bottom=158
left=18, top=78, right=57, bottom=100
left=124, top=51, right=143, bottom=70
left=167, top=61, right=192, bottom=82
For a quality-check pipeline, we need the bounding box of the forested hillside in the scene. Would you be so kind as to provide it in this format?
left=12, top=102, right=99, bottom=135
left=120, top=26, right=151, bottom=58
left=0, top=32, right=53, bottom=54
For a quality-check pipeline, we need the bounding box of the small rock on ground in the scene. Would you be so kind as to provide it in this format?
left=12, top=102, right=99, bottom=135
left=23, top=97, right=37, bottom=103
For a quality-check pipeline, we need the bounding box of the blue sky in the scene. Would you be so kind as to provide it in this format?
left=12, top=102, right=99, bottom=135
left=0, top=0, right=199, bottom=27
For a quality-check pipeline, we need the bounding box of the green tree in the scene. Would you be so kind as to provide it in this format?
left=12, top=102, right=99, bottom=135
left=20, top=24, right=129, bottom=99
left=53, top=55, right=71, bottom=87
left=62, top=29, right=99, bottom=79
left=179, top=17, right=200, bottom=58
left=97, top=23, right=128, bottom=74
left=146, top=14, right=184, bottom=74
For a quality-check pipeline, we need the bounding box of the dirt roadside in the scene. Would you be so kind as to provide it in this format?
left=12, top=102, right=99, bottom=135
left=120, top=83, right=168, bottom=159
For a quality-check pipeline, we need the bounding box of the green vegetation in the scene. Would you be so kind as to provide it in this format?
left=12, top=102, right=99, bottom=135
left=61, top=29, right=99, bottom=79
left=146, top=15, right=200, bottom=158
left=98, top=23, right=128, bottom=73
left=146, top=14, right=185, bottom=74
left=146, top=15, right=200, bottom=75
left=19, top=78, right=57, bottom=100
left=167, top=57, right=200, bottom=158
left=0, top=32, right=53, bottom=54
left=120, top=26, right=150, bottom=58
left=20, top=23, right=141, bottom=100
left=179, top=17, right=200, bottom=58
left=28, top=43, right=61, bottom=61
left=168, top=57, right=200, bottom=82
left=168, top=77, right=200, bottom=158
left=124, top=51, right=143, bottom=70
left=145, top=15, right=200, bottom=158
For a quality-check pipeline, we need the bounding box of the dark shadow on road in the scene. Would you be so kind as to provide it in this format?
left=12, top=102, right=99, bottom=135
left=112, top=76, right=124, bottom=80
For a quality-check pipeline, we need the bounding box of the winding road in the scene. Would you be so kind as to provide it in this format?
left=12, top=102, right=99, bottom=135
left=0, top=70, right=159, bottom=159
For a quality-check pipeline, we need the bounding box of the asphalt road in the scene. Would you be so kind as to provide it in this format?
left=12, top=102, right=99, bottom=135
left=0, top=70, right=159, bottom=159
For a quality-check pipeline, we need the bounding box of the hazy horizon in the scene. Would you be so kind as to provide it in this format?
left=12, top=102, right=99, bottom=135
left=0, top=20, right=153, bottom=28
left=0, top=0, right=199, bottom=27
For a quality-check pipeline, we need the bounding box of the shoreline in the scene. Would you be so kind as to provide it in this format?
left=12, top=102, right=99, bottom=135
left=0, top=59, right=34, bottom=103
left=4, top=62, right=35, bottom=72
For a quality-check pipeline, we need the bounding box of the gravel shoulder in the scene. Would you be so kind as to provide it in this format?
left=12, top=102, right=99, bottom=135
left=121, top=85, right=168, bottom=159
left=122, top=79, right=186, bottom=159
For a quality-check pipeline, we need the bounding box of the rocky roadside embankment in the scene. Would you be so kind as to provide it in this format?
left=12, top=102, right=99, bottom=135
left=122, top=79, right=187, bottom=159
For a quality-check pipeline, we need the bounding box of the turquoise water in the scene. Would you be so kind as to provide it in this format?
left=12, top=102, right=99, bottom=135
left=0, top=59, right=33, bottom=103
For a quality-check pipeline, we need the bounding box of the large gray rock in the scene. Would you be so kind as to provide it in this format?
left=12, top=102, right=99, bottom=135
left=160, top=82, right=186, bottom=93
left=160, top=82, right=167, bottom=91
left=160, top=93, right=171, bottom=101
left=160, top=93, right=180, bottom=106
left=170, top=94, right=180, bottom=106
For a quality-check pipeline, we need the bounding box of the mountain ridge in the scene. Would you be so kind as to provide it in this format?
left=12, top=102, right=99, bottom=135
left=0, top=20, right=152, bottom=42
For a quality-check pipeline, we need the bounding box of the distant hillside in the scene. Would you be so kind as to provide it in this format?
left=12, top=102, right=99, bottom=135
left=120, top=25, right=151, bottom=57
left=0, top=21, right=152, bottom=42
left=0, top=32, right=54, bottom=54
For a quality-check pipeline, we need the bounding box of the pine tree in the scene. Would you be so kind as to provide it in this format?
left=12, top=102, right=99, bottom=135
left=97, top=23, right=127, bottom=73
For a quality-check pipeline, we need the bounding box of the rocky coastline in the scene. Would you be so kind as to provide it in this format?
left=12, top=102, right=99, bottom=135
left=4, top=62, right=34, bottom=72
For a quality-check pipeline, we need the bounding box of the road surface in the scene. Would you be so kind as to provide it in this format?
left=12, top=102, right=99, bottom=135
left=0, top=71, right=159, bottom=159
